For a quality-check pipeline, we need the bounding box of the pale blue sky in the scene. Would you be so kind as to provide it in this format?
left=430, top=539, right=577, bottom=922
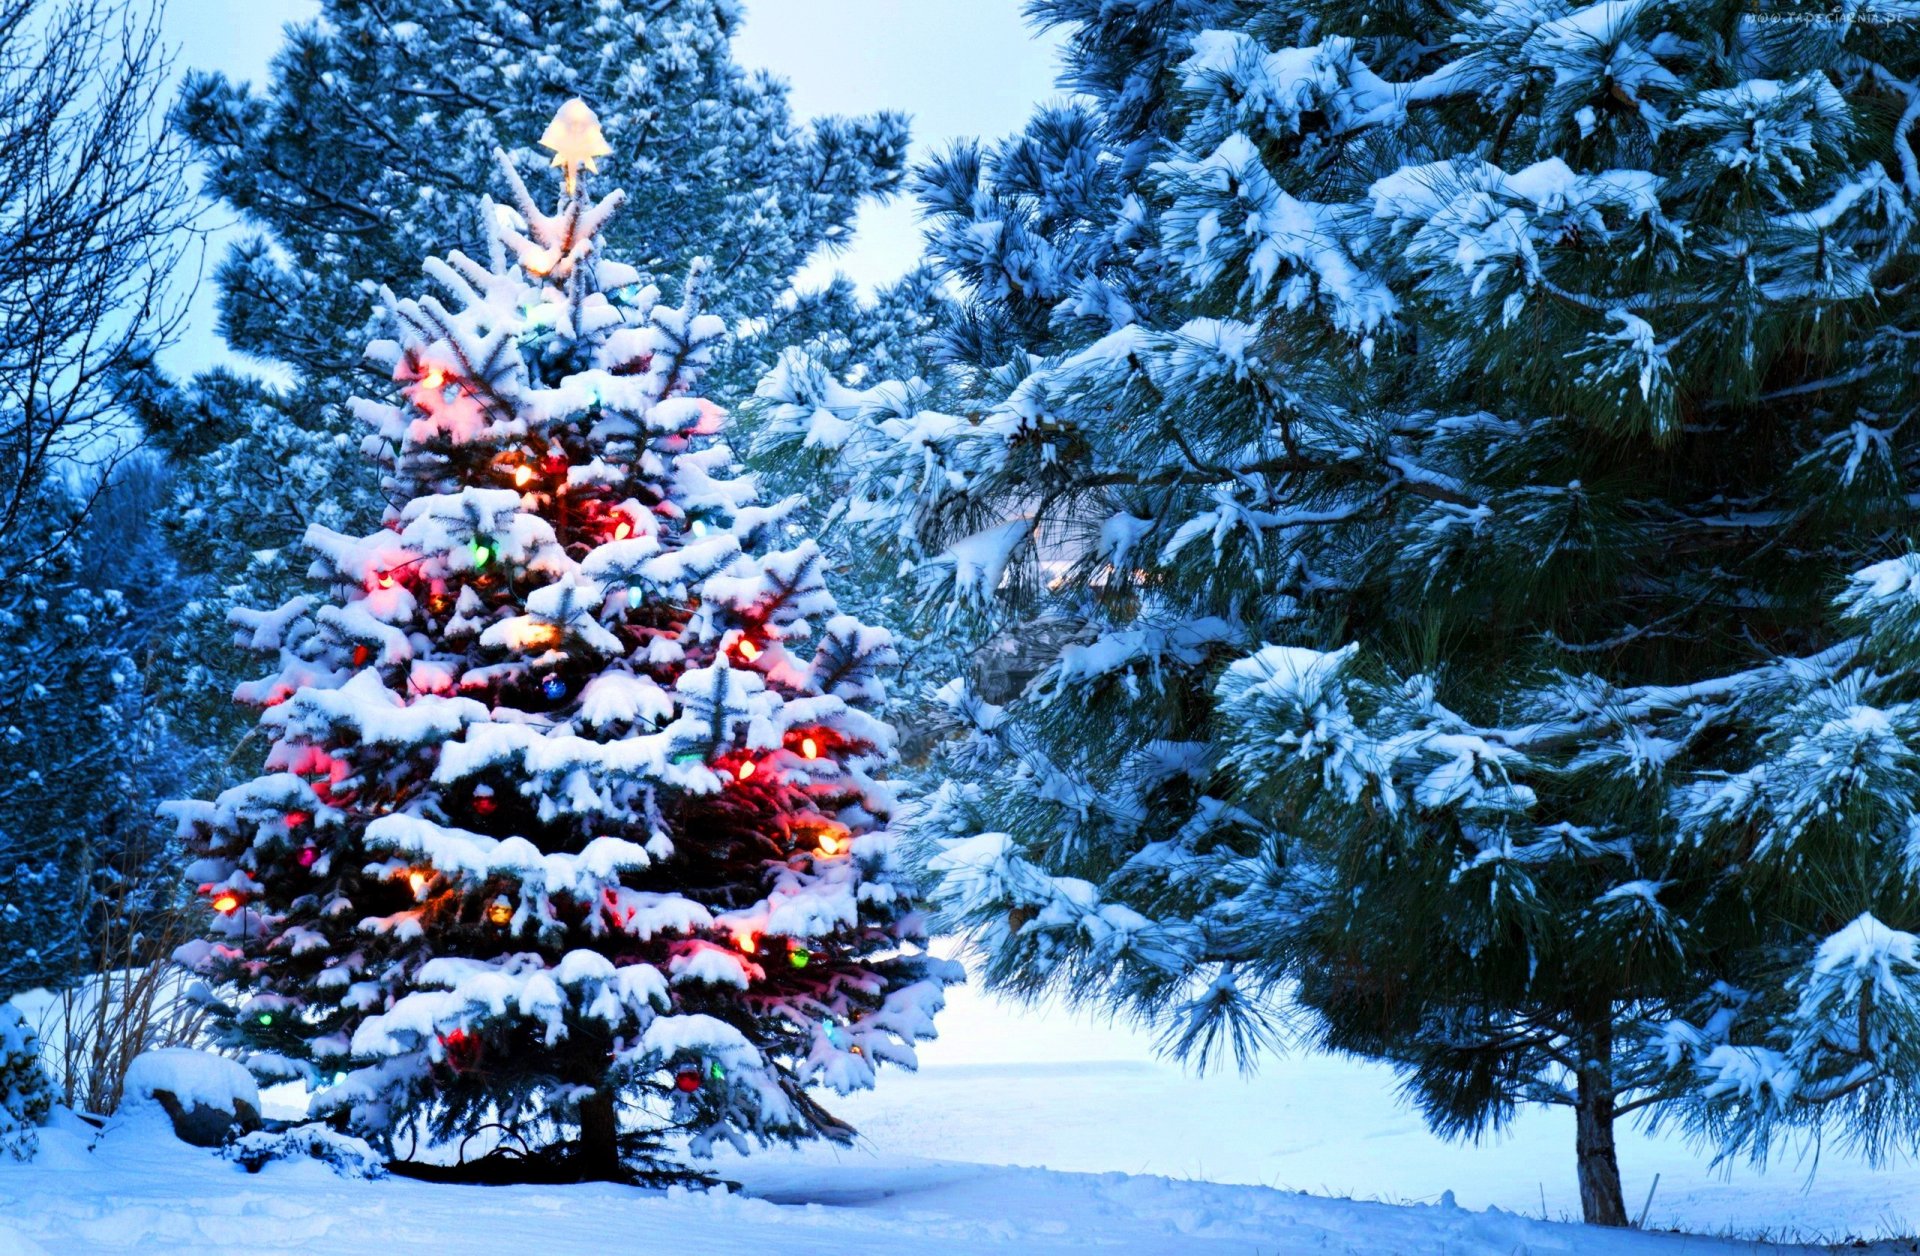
left=160, top=0, right=1064, bottom=374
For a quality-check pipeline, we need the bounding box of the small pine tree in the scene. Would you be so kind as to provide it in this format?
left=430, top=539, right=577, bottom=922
left=169, top=102, right=958, bottom=1180
left=0, top=1004, right=52, bottom=1161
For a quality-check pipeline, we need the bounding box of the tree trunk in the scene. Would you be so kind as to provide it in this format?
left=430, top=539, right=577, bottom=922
left=576, top=1086, right=621, bottom=1181
left=1573, top=1018, right=1629, bottom=1227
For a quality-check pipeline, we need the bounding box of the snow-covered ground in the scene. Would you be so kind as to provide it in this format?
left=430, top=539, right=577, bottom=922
left=799, top=985, right=1920, bottom=1242
left=4, top=982, right=1917, bottom=1254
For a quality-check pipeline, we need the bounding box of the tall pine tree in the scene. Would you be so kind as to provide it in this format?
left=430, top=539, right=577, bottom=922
left=763, top=0, right=1920, bottom=1224
left=170, top=101, right=957, bottom=1179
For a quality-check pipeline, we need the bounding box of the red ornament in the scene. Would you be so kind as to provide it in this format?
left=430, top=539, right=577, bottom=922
left=297, top=847, right=318, bottom=869
left=472, top=795, right=497, bottom=817
left=440, top=1028, right=483, bottom=1073
left=674, top=1068, right=702, bottom=1093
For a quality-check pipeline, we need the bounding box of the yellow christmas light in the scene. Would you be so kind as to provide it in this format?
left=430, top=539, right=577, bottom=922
left=502, top=620, right=563, bottom=651
left=539, top=98, right=612, bottom=196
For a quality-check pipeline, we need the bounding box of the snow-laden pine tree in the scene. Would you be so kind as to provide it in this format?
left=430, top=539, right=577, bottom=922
left=169, top=102, right=958, bottom=1180
left=0, top=472, right=180, bottom=1001
left=760, top=0, right=1920, bottom=1225
left=136, top=0, right=914, bottom=803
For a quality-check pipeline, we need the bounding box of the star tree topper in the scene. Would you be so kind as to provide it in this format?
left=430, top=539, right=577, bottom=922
left=539, top=97, right=612, bottom=195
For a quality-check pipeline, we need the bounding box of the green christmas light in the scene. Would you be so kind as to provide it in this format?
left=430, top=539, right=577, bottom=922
left=789, top=946, right=811, bottom=969
left=258, top=1013, right=273, bottom=1026
left=471, top=540, right=492, bottom=568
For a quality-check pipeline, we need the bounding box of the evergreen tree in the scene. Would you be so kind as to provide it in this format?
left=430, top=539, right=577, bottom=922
left=168, top=103, right=958, bottom=1180
left=764, top=0, right=1920, bottom=1224
left=0, top=468, right=182, bottom=1000
left=138, top=0, right=912, bottom=796
left=171, top=0, right=907, bottom=386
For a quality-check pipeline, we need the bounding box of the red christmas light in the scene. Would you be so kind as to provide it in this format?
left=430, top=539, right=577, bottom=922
left=375, top=572, right=396, bottom=590
left=439, top=1027, right=483, bottom=1073
left=736, top=759, right=756, bottom=781
left=211, top=892, right=241, bottom=915
left=351, top=644, right=372, bottom=667
left=612, top=519, right=632, bottom=541
left=800, top=736, right=819, bottom=760
left=285, top=811, right=309, bottom=828
left=472, top=795, right=497, bottom=817
left=297, top=847, right=318, bottom=869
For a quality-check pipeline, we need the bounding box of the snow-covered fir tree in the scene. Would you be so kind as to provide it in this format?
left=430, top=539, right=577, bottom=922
left=168, top=102, right=958, bottom=1180
left=760, top=0, right=1920, bottom=1225
left=135, top=0, right=914, bottom=800
left=0, top=470, right=181, bottom=1001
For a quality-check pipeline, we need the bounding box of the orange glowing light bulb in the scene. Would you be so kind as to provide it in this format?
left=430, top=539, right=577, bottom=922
left=613, top=520, right=632, bottom=540
left=738, top=640, right=761, bottom=662
left=514, top=465, right=535, bottom=488
left=800, top=737, right=819, bottom=760
left=407, top=870, right=430, bottom=895
left=737, top=759, right=757, bottom=781
left=816, top=833, right=843, bottom=857
left=211, top=893, right=241, bottom=915
left=420, top=367, right=445, bottom=390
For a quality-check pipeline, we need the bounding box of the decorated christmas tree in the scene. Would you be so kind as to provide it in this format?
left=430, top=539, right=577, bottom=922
left=168, top=100, right=959, bottom=1181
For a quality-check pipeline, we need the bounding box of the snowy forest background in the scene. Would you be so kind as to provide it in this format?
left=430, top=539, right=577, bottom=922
left=5, top=0, right=1920, bottom=1248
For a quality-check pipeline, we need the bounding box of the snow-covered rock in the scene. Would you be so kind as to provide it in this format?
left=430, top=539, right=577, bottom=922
left=122, top=1049, right=261, bottom=1147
